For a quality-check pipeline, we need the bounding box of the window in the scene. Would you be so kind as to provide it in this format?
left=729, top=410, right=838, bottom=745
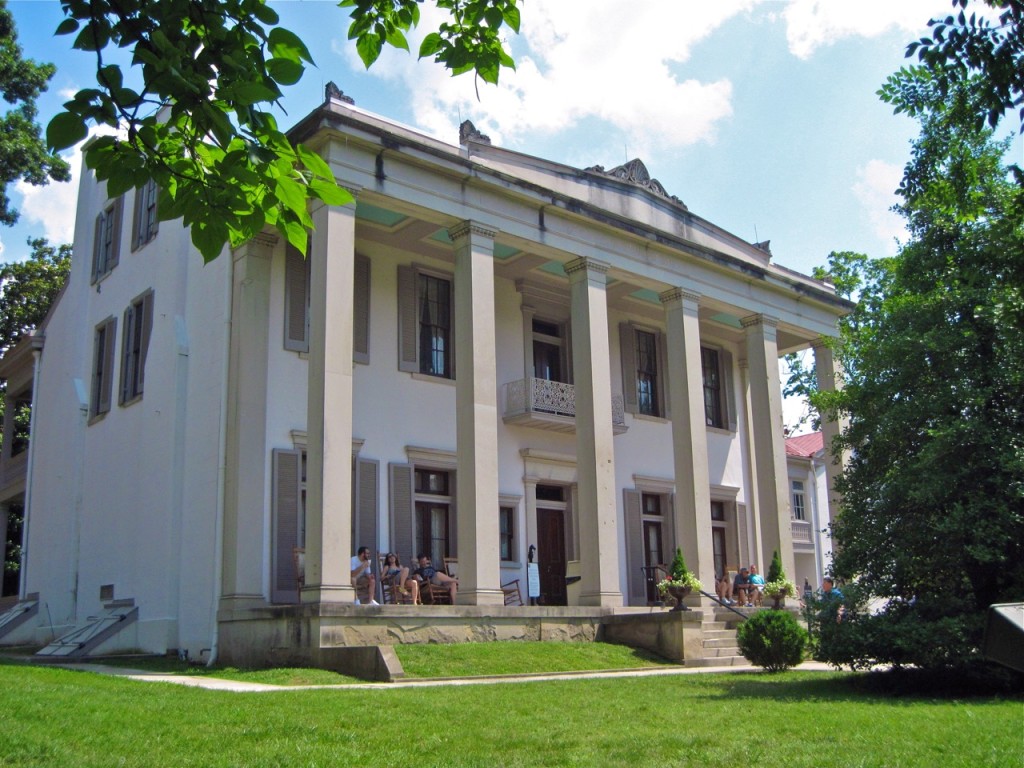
left=532, top=318, right=568, bottom=383
left=131, top=179, right=159, bottom=250
left=791, top=480, right=806, bottom=521
left=641, top=493, right=664, bottom=567
left=397, top=265, right=453, bottom=378
left=119, top=291, right=154, bottom=405
left=710, top=500, right=726, bottom=521
left=283, top=245, right=370, bottom=361
left=701, top=346, right=723, bottom=428
left=620, top=323, right=664, bottom=417
left=90, top=317, right=117, bottom=418
left=636, top=330, right=660, bottom=416
left=415, top=468, right=453, bottom=562
left=418, top=273, right=452, bottom=378
left=91, top=199, right=123, bottom=283
left=499, top=506, right=515, bottom=561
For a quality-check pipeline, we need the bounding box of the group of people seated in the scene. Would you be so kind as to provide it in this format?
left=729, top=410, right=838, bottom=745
left=350, top=546, right=458, bottom=605
left=715, top=564, right=765, bottom=607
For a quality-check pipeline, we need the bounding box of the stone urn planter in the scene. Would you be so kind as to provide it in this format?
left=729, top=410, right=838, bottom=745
left=666, top=585, right=692, bottom=612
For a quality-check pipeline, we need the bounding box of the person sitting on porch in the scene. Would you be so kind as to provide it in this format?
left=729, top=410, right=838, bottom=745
left=733, top=567, right=755, bottom=607
left=749, top=564, right=766, bottom=605
left=350, top=546, right=379, bottom=605
left=382, top=552, right=421, bottom=605
left=716, top=573, right=735, bottom=605
left=414, top=553, right=458, bottom=603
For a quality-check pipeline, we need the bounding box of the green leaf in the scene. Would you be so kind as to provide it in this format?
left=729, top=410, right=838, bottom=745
left=46, top=112, right=88, bottom=152
left=309, top=177, right=350, bottom=206
left=231, top=80, right=279, bottom=106
left=385, top=27, right=410, bottom=52
left=193, top=220, right=230, bottom=263
left=266, top=58, right=304, bottom=86
left=275, top=176, right=307, bottom=213
left=268, top=27, right=315, bottom=64
left=295, top=144, right=334, bottom=180
left=356, top=32, right=382, bottom=68
left=55, top=17, right=79, bottom=36
left=282, top=217, right=309, bottom=253
left=504, top=5, right=521, bottom=33
left=419, top=32, right=443, bottom=58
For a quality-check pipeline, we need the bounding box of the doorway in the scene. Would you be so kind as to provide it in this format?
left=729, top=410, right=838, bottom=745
left=537, top=508, right=567, bottom=606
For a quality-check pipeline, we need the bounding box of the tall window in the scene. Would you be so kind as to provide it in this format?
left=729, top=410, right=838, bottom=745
left=119, top=291, right=154, bottom=405
left=91, top=199, right=122, bottom=283
left=415, top=468, right=452, bottom=563
left=90, top=317, right=117, bottom=419
left=132, top=179, right=159, bottom=250
left=418, top=274, right=452, bottom=378
left=791, top=480, right=806, bottom=521
left=636, top=330, right=659, bottom=416
left=499, top=506, right=515, bottom=561
left=701, top=346, right=723, bottom=428
left=532, top=318, right=567, bottom=382
left=641, top=493, right=664, bottom=567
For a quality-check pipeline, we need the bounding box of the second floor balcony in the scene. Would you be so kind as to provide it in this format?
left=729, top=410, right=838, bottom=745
left=502, top=377, right=627, bottom=435
left=791, top=518, right=815, bottom=551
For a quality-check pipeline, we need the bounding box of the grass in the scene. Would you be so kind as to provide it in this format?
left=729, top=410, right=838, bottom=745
left=394, top=640, right=673, bottom=677
left=0, top=657, right=1019, bottom=767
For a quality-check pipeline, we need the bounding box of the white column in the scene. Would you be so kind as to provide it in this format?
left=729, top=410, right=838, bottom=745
left=742, top=314, right=794, bottom=578
left=304, top=199, right=357, bottom=603
left=221, top=233, right=275, bottom=607
left=812, top=339, right=848, bottom=531
left=738, top=357, right=763, bottom=565
left=660, top=288, right=714, bottom=589
left=566, top=257, right=622, bottom=607
left=450, top=221, right=503, bottom=605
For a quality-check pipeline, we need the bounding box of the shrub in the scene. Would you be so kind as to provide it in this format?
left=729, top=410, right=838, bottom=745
left=767, top=549, right=785, bottom=584
left=737, top=609, right=808, bottom=672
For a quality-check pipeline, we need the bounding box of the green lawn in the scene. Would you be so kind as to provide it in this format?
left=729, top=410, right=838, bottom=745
left=0, top=659, right=1018, bottom=767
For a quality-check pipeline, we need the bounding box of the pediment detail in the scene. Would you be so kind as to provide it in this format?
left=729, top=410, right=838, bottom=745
left=585, top=158, right=686, bottom=209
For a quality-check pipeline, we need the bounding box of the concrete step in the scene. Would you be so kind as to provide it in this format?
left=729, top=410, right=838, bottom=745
left=701, top=629, right=736, bottom=640
left=684, top=655, right=748, bottom=668
left=702, top=636, right=741, bottom=650
left=701, top=647, right=742, bottom=659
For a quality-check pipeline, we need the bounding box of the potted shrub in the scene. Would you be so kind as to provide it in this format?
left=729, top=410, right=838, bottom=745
left=657, top=548, right=703, bottom=612
left=763, top=549, right=795, bottom=609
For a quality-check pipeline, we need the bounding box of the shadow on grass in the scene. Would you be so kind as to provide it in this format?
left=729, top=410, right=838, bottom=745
left=717, top=666, right=1023, bottom=703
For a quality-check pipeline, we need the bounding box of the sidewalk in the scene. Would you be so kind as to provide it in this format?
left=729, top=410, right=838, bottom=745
left=51, top=659, right=837, bottom=693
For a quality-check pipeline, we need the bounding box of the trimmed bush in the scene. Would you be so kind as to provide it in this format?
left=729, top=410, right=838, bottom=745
left=737, top=609, right=808, bottom=672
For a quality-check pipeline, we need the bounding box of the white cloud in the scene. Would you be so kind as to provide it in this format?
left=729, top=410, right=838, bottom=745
left=335, top=0, right=759, bottom=154
left=781, top=0, right=952, bottom=59
left=852, top=159, right=905, bottom=254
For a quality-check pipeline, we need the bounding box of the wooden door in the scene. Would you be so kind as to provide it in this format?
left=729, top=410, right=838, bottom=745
left=537, top=508, right=567, bottom=606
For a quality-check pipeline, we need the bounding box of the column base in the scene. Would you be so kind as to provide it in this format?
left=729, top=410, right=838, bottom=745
left=301, top=584, right=356, bottom=604
left=455, top=588, right=506, bottom=606
left=577, top=590, right=623, bottom=608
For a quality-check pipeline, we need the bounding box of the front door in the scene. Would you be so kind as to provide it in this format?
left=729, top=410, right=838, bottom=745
left=537, top=508, right=567, bottom=605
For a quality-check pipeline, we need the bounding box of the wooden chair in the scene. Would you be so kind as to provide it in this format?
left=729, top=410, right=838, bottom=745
left=501, top=579, right=524, bottom=606
left=379, top=555, right=415, bottom=605
left=292, top=547, right=305, bottom=602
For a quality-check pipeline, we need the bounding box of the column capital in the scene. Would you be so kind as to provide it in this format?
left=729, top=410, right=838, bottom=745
left=448, top=220, right=498, bottom=242
left=309, top=185, right=361, bottom=216
left=740, top=313, right=779, bottom=330
left=232, top=232, right=278, bottom=262
left=659, top=287, right=701, bottom=306
left=811, top=336, right=836, bottom=350
left=564, top=256, right=610, bottom=280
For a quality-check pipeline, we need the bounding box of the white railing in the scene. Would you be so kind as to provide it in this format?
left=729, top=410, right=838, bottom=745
left=504, top=378, right=625, bottom=426
left=791, top=519, right=813, bottom=545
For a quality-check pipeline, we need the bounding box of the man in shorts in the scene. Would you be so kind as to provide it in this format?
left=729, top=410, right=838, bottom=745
left=350, top=546, right=379, bottom=605
left=414, top=552, right=458, bottom=603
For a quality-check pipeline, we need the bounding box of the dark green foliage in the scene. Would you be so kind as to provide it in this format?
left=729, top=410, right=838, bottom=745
left=737, top=610, right=808, bottom=672
left=767, top=550, right=785, bottom=584
left=0, top=237, right=71, bottom=354
left=809, top=70, right=1024, bottom=671
left=668, top=548, right=689, bottom=580
left=903, top=0, right=1023, bottom=131
left=0, top=0, right=71, bottom=226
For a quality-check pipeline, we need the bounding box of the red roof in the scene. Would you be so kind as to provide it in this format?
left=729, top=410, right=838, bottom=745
left=785, top=431, right=823, bottom=458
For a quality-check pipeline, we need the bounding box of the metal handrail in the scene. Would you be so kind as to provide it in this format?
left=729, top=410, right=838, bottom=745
left=700, top=589, right=748, bottom=620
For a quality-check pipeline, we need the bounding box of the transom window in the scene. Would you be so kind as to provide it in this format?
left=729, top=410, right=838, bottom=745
left=415, top=468, right=453, bottom=563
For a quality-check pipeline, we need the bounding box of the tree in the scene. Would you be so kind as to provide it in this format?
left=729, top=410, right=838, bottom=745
left=46, top=0, right=521, bottom=262
left=0, top=0, right=72, bottom=227
left=907, top=0, right=1023, bottom=132
left=0, top=237, right=71, bottom=593
left=812, top=70, right=1024, bottom=671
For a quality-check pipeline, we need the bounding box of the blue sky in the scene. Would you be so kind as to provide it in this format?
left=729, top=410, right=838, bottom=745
left=4, top=0, right=1020, bottom=275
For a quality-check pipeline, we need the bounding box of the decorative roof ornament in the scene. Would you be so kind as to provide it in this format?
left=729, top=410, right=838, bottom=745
left=754, top=240, right=772, bottom=255
left=459, top=120, right=491, bottom=145
left=325, top=81, right=355, bottom=105
left=584, top=158, right=686, bottom=209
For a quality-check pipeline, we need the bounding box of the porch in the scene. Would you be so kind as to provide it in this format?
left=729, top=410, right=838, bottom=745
left=214, top=601, right=753, bottom=680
